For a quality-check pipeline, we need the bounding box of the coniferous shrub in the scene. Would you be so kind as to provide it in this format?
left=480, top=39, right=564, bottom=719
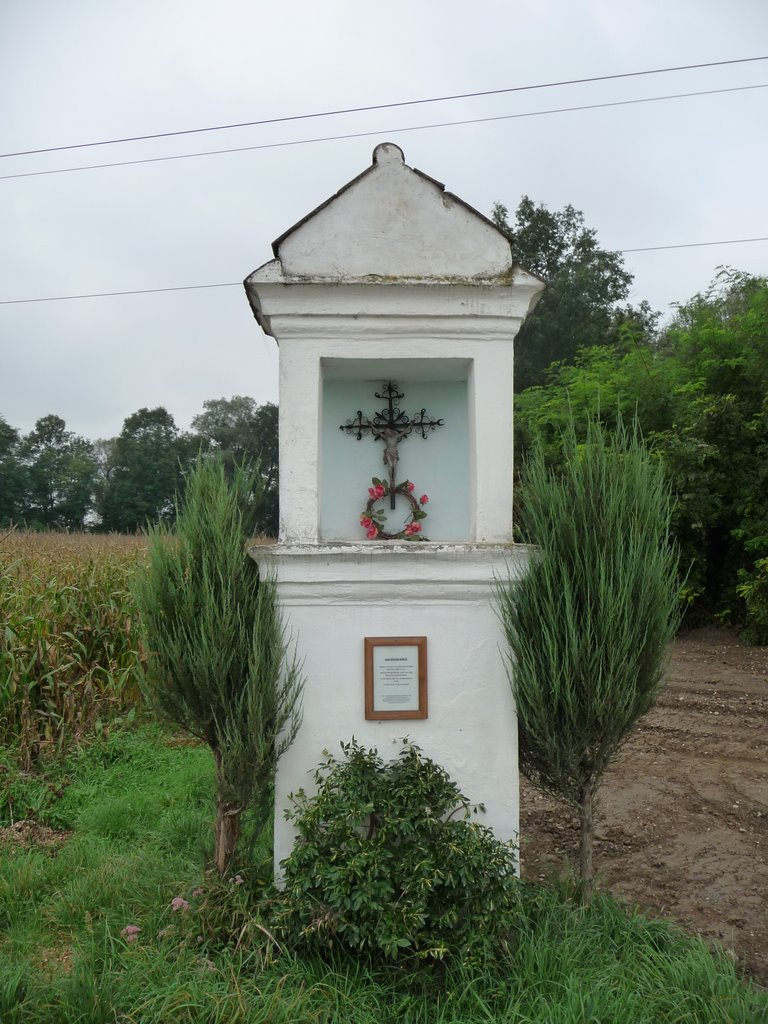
left=133, top=455, right=302, bottom=874
left=497, top=417, right=681, bottom=899
left=276, top=740, right=522, bottom=963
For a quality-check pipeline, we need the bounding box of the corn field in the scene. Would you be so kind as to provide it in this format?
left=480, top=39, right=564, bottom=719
left=0, top=531, right=147, bottom=766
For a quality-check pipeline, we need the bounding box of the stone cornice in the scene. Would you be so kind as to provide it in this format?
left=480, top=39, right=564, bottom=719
left=251, top=542, right=532, bottom=604
left=245, top=269, right=544, bottom=339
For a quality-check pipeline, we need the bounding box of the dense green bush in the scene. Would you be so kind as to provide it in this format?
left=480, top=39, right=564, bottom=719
left=514, top=270, right=768, bottom=628
left=276, top=741, right=522, bottom=963
left=737, top=557, right=768, bottom=644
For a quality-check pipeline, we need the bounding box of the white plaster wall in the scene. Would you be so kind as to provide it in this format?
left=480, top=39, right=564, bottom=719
left=246, top=269, right=543, bottom=546
left=277, top=143, right=513, bottom=280
left=321, top=378, right=469, bottom=542
left=243, top=145, right=547, bottom=882
left=275, top=327, right=517, bottom=545
left=255, top=544, right=530, bottom=873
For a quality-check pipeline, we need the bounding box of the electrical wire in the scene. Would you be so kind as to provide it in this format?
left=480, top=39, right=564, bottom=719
left=622, top=237, right=768, bottom=253
left=0, top=283, right=240, bottom=304
left=3, top=55, right=766, bottom=160
left=2, top=238, right=766, bottom=305
left=2, top=83, right=766, bottom=182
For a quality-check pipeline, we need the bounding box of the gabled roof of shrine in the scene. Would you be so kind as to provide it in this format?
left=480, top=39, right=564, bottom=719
left=256, top=142, right=525, bottom=283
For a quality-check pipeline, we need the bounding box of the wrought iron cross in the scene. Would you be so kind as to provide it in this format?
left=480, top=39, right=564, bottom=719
left=339, top=382, right=445, bottom=508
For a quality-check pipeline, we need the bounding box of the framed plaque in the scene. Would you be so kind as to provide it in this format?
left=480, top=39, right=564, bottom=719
left=364, top=636, right=427, bottom=720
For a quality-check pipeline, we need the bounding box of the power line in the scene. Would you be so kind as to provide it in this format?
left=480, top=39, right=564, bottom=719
left=0, top=283, right=240, bottom=305
left=622, top=236, right=768, bottom=253
left=3, top=55, right=766, bottom=160
left=3, top=83, right=766, bottom=183
left=2, top=237, right=766, bottom=306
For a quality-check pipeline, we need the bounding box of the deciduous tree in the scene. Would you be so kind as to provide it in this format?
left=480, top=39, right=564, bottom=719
left=0, top=416, right=26, bottom=526
left=98, top=407, right=193, bottom=532
left=18, top=415, right=97, bottom=530
left=191, top=397, right=278, bottom=536
left=514, top=270, right=768, bottom=623
left=492, top=198, right=640, bottom=391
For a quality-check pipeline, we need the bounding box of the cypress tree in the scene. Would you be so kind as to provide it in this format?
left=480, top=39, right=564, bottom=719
left=498, top=418, right=680, bottom=899
left=134, top=455, right=302, bottom=874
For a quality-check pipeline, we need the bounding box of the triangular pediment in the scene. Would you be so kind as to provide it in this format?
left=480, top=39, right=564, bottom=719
left=272, top=143, right=514, bottom=281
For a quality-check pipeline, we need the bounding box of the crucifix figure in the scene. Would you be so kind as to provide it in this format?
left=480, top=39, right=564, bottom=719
left=339, top=382, right=445, bottom=508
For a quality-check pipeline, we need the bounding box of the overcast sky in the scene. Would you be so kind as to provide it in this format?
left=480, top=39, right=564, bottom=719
left=1, top=0, right=767, bottom=442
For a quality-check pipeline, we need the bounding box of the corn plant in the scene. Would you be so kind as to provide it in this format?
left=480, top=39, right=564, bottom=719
left=0, top=530, right=146, bottom=766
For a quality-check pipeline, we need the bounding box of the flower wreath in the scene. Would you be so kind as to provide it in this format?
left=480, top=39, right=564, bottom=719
left=360, top=477, right=429, bottom=540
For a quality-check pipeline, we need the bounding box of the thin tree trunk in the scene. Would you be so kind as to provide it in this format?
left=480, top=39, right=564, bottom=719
left=213, top=749, right=241, bottom=876
left=578, top=782, right=594, bottom=902
left=214, top=796, right=241, bottom=876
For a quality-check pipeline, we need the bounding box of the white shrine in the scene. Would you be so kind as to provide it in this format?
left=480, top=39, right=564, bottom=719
left=244, top=143, right=544, bottom=870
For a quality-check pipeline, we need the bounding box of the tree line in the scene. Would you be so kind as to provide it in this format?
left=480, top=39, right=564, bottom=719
left=0, top=398, right=278, bottom=536
left=0, top=196, right=643, bottom=538
left=514, top=268, right=768, bottom=637
left=494, top=198, right=767, bottom=636
left=2, top=195, right=766, bottom=633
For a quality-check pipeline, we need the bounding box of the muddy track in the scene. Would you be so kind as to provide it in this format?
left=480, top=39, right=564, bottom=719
left=519, top=627, right=768, bottom=986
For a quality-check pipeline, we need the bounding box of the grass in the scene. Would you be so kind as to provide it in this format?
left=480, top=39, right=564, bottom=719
left=1, top=724, right=765, bottom=1023
left=1, top=531, right=764, bottom=1021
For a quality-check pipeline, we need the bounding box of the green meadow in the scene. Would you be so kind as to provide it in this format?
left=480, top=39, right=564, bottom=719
left=1, top=533, right=765, bottom=1022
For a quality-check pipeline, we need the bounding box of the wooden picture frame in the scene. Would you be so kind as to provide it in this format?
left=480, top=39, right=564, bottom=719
left=364, top=636, right=428, bottom=720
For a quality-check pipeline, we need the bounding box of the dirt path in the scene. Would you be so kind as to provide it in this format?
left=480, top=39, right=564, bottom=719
left=520, top=627, right=768, bottom=986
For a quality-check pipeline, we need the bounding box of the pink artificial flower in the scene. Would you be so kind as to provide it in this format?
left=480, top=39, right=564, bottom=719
left=366, top=526, right=378, bottom=539
left=407, top=481, right=415, bottom=492
left=171, top=897, right=191, bottom=912
left=374, top=484, right=386, bottom=498
left=121, top=925, right=141, bottom=942
left=419, top=494, right=429, bottom=505
left=368, top=487, right=377, bottom=499
left=409, top=522, right=422, bottom=533
left=360, top=516, right=372, bottom=528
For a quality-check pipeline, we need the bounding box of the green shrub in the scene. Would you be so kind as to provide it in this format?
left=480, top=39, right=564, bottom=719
left=276, top=740, right=522, bottom=963
left=737, top=557, right=768, bottom=644
left=133, top=455, right=302, bottom=875
left=497, top=416, right=681, bottom=899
